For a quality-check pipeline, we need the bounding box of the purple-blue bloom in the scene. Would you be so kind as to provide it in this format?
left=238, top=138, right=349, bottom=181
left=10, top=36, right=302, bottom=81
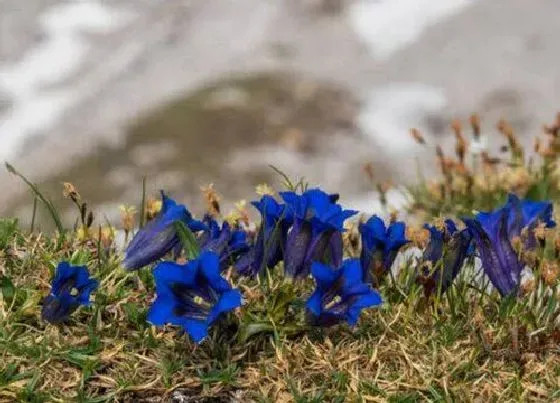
left=199, top=215, right=249, bottom=271
left=359, top=215, right=409, bottom=284
left=147, top=251, right=242, bottom=343
left=464, top=194, right=555, bottom=297
left=123, top=191, right=206, bottom=270
left=306, top=259, right=382, bottom=327
left=235, top=195, right=293, bottom=277
left=42, top=262, right=99, bottom=324
left=421, top=220, right=472, bottom=296
left=280, top=189, right=357, bottom=279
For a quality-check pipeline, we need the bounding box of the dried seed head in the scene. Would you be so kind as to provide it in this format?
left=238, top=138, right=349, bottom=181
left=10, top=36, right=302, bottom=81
left=62, top=182, right=80, bottom=203
left=481, top=152, right=501, bottom=166
left=389, top=210, right=398, bottom=224
left=362, top=162, right=375, bottom=183
left=541, top=261, right=559, bottom=287
left=455, top=134, right=467, bottom=163
left=119, top=205, right=137, bottom=233
left=520, top=278, right=536, bottom=296
left=555, top=236, right=560, bottom=256
left=470, top=114, right=481, bottom=139
left=232, top=200, right=250, bottom=226
left=534, top=137, right=541, bottom=154
left=145, top=198, right=162, bottom=221
left=86, top=211, right=94, bottom=228
left=406, top=226, right=430, bottom=249
left=377, top=181, right=392, bottom=194
left=97, top=226, right=116, bottom=249
left=500, top=167, right=531, bottom=194
left=524, top=250, right=538, bottom=268
left=451, top=119, right=462, bottom=138
left=410, top=128, right=426, bottom=144
left=436, top=145, right=444, bottom=159
left=201, top=183, right=221, bottom=217
left=426, top=180, right=444, bottom=202
left=511, top=236, right=522, bottom=254
left=534, top=222, right=547, bottom=241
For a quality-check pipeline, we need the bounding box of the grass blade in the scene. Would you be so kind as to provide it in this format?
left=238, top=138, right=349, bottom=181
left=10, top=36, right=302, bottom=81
left=5, top=162, right=65, bottom=237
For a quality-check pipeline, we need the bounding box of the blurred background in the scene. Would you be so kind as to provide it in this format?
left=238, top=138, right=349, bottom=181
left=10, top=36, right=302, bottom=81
left=1, top=0, right=559, bottom=227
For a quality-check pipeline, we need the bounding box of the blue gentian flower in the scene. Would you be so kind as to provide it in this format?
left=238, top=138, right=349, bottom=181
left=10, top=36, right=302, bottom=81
left=420, top=220, right=472, bottom=296
left=199, top=215, right=249, bottom=271
left=422, top=219, right=458, bottom=263
left=147, top=251, right=242, bottom=343
left=359, top=216, right=409, bottom=284
left=464, top=194, right=555, bottom=297
left=280, top=189, right=358, bottom=279
left=123, top=191, right=206, bottom=270
left=504, top=194, right=555, bottom=248
left=306, top=259, right=382, bottom=327
left=235, top=195, right=293, bottom=277
left=42, top=262, right=99, bottom=324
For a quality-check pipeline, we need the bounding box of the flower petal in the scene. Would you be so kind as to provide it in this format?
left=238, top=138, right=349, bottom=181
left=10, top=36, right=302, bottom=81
left=207, top=289, right=242, bottom=324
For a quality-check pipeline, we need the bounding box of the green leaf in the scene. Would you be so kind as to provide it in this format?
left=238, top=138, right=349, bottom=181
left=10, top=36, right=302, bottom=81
left=525, top=181, right=549, bottom=201
left=239, top=322, right=276, bottom=342
left=0, top=275, right=15, bottom=306
left=174, top=221, right=200, bottom=260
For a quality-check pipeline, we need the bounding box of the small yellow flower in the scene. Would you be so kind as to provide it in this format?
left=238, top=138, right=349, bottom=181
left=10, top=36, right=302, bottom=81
left=96, top=226, right=116, bottom=248
left=234, top=200, right=250, bottom=226
left=120, top=205, right=137, bottom=233
left=256, top=183, right=275, bottom=196
left=201, top=183, right=221, bottom=217
left=145, top=198, right=162, bottom=221
left=76, top=226, right=90, bottom=241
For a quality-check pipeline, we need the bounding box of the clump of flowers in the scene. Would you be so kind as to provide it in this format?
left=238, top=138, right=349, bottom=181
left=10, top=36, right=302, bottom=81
left=281, top=189, right=357, bottom=279
left=464, top=194, right=555, bottom=296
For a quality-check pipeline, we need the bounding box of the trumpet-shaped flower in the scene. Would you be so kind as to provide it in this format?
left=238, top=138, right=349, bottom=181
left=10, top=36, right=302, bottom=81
left=306, top=259, right=382, bottom=327
left=123, top=191, right=206, bottom=270
left=421, top=220, right=472, bottom=295
left=464, top=194, right=555, bottom=297
left=199, top=215, right=249, bottom=270
left=281, top=189, right=357, bottom=279
left=359, top=216, right=409, bottom=284
left=42, top=262, right=98, bottom=324
left=235, top=195, right=293, bottom=277
left=147, top=251, right=242, bottom=343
